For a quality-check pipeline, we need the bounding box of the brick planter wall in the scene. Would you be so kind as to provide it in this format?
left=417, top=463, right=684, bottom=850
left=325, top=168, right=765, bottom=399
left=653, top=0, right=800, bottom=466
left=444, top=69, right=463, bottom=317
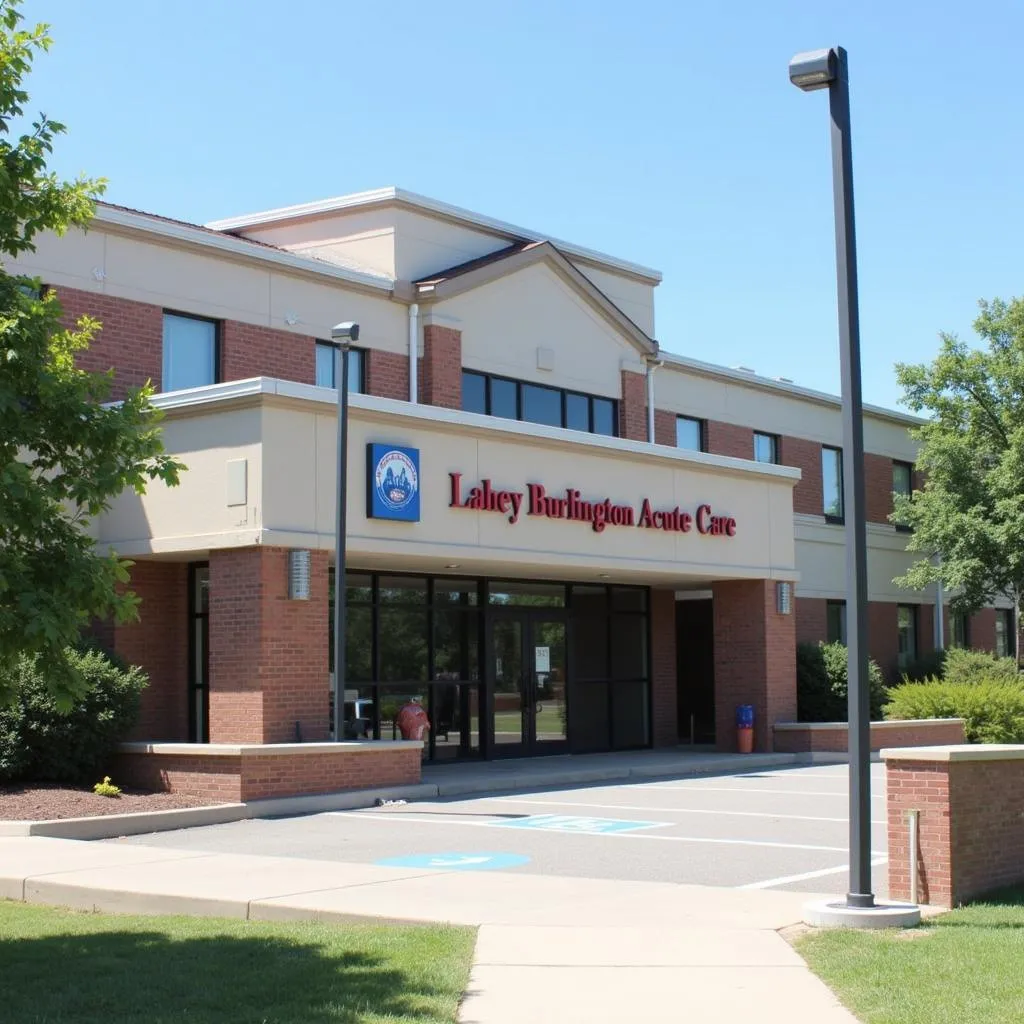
left=772, top=718, right=965, bottom=754
left=114, top=742, right=423, bottom=803
left=884, top=745, right=1024, bottom=906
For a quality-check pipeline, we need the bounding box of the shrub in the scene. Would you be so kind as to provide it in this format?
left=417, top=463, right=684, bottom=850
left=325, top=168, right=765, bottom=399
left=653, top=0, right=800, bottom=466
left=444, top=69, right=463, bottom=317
left=942, top=647, right=1019, bottom=686
left=884, top=680, right=1024, bottom=743
left=93, top=776, right=121, bottom=798
left=899, top=649, right=948, bottom=682
left=797, top=641, right=887, bottom=722
left=0, top=646, right=147, bottom=784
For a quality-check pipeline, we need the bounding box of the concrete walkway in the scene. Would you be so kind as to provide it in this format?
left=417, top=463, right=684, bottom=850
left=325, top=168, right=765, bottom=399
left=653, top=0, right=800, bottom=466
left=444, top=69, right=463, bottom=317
left=0, top=834, right=857, bottom=1023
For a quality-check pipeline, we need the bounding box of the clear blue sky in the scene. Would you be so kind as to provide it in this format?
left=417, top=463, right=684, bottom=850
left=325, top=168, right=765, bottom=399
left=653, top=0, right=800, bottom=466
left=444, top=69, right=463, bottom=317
left=21, top=0, right=1024, bottom=410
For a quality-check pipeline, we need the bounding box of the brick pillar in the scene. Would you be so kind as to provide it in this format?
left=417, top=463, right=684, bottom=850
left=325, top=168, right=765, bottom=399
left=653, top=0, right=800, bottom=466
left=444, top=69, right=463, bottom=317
left=654, top=409, right=675, bottom=446
left=620, top=369, right=646, bottom=441
left=208, top=547, right=329, bottom=744
left=795, top=597, right=828, bottom=647
left=869, top=601, right=899, bottom=681
left=420, top=324, right=462, bottom=408
left=365, top=349, right=410, bottom=401
left=650, top=589, right=678, bottom=747
left=712, top=579, right=796, bottom=753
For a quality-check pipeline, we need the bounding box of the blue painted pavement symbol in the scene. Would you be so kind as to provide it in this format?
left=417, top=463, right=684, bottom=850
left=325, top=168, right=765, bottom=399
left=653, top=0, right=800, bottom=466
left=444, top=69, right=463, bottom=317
left=492, top=814, right=669, bottom=835
left=375, top=852, right=531, bottom=871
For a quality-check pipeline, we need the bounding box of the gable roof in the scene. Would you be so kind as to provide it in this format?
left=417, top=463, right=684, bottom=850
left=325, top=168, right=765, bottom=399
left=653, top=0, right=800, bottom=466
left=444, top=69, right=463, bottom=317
left=412, top=240, right=658, bottom=358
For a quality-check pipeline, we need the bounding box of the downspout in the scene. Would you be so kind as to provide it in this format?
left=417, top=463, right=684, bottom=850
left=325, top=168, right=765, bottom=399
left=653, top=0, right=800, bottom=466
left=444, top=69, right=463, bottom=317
left=408, top=302, right=419, bottom=403
left=646, top=358, right=663, bottom=444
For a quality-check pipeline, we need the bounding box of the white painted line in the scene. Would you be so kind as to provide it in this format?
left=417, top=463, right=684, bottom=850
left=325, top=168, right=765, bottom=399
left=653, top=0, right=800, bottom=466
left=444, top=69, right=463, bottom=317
left=647, top=785, right=885, bottom=799
left=738, top=856, right=889, bottom=891
left=334, top=811, right=886, bottom=855
left=491, top=796, right=886, bottom=827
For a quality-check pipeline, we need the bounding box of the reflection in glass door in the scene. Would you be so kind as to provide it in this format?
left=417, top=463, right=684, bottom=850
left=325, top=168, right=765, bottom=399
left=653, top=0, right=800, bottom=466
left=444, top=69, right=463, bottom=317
left=531, top=618, right=567, bottom=748
left=492, top=617, right=524, bottom=750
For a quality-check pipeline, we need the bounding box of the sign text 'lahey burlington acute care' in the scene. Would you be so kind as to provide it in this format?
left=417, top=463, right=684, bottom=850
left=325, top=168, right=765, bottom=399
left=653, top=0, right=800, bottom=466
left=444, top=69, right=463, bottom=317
left=448, top=474, right=737, bottom=537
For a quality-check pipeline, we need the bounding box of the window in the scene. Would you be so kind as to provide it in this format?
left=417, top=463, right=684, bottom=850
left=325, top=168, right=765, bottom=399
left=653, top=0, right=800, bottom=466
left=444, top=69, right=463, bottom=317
left=822, top=446, right=844, bottom=521
left=676, top=416, right=705, bottom=452
left=460, top=370, right=617, bottom=437
left=951, top=610, right=970, bottom=649
left=897, top=605, right=918, bottom=670
left=826, top=600, right=847, bottom=645
left=753, top=432, right=779, bottom=464
left=893, top=461, right=913, bottom=531
left=995, top=609, right=1015, bottom=660
left=162, top=312, right=218, bottom=392
left=315, top=342, right=365, bottom=393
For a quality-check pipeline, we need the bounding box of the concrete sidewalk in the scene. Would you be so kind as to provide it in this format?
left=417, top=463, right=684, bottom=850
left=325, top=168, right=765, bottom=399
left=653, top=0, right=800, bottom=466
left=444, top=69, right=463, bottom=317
left=0, top=835, right=856, bottom=1023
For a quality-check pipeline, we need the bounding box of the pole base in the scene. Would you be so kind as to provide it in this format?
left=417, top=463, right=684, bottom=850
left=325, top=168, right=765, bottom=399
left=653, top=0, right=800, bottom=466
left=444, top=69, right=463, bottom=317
left=803, top=898, right=921, bottom=930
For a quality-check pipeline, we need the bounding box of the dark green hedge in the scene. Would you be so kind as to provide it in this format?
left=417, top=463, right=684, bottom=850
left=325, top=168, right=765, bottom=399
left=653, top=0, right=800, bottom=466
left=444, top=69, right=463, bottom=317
left=797, top=641, right=887, bottom=722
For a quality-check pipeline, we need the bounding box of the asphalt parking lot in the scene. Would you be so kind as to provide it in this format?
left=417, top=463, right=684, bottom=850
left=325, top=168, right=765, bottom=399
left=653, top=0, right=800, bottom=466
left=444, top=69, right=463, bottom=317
left=111, top=762, right=889, bottom=895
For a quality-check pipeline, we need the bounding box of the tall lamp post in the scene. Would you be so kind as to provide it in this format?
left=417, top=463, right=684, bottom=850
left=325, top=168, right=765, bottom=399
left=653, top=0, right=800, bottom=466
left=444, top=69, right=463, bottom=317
left=331, top=321, right=359, bottom=743
left=788, top=46, right=874, bottom=910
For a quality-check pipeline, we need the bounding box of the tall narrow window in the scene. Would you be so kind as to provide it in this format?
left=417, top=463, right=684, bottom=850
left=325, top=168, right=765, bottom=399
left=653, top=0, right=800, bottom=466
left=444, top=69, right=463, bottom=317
left=676, top=416, right=705, bottom=453
left=753, top=432, right=779, bottom=464
left=315, top=342, right=365, bottom=393
left=951, top=610, right=969, bottom=649
left=822, top=446, right=844, bottom=521
left=995, top=609, right=1015, bottom=660
left=826, top=600, right=847, bottom=645
left=893, top=460, right=913, bottom=531
left=188, top=564, right=210, bottom=743
left=162, top=312, right=218, bottom=392
left=897, top=605, right=918, bottom=670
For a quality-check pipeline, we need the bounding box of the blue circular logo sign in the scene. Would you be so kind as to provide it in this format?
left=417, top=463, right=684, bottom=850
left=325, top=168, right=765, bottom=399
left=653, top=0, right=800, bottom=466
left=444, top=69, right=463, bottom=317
left=374, top=449, right=418, bottom=512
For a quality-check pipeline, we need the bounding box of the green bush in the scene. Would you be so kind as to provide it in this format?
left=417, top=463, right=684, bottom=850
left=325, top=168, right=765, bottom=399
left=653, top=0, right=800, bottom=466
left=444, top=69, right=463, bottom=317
left=797, top=641, right=887, bottom=722
left=0, top=646, right=147, bottom=784
left=942, top=647, right=1020, bottom=685
left=884, top=680, right=1024, bottom=743
left=899, top=649, right=948, bottom=682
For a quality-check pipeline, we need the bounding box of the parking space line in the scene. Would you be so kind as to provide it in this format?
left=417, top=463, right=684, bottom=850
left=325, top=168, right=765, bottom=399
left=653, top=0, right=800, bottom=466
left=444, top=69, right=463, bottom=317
left=738, top=856, right=888, bottom=891
left=646, top=785, right=885, bottom=798
left=335, top=811, right=886, bottom=855
left=492, top=796, right=886, bottom=826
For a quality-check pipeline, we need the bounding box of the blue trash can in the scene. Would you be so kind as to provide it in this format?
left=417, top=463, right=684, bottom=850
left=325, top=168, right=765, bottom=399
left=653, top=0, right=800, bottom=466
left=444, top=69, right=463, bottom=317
left=735, top=704, right=755, bottom=729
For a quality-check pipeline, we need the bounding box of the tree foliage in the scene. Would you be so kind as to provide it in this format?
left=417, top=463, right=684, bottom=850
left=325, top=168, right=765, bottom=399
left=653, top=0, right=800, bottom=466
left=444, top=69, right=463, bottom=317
left=894, top=297, right=1024, bottom=620
left=0, top=1, right=182, bottom=706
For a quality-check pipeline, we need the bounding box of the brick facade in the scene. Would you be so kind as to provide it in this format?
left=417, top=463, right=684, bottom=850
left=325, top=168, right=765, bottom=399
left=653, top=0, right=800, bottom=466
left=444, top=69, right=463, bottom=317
left=620, top=369, right=647, bottom=441
left=772, top=718, right=965, bottom=754
left=706, top=420, right=753, bottom=461
left=868, top=601, right=900, bottom=680
left=864, top=452, right=894, bottom=526
left=365, top=348, right=410, bottom=401
left=420, top=324, right=462, bottom=408
left=778, top=436, right=823, bottom=516
left=654, top=408, right=675, bottom=447
left=649, top=589, right=678, bottom=747
left=795, top=597, right=828, bottom=647
left=208, top=546, right=330, bottom=744
left=711, top=579, right=796, bottom=752
left=221, top=320, right=315, bottom=384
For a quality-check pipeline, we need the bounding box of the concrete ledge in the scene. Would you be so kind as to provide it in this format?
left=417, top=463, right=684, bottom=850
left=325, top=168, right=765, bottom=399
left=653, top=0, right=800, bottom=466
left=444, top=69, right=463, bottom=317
left=775, top=718, right=961, bottom=732
left=882, top=743, right=1024, bottom=763
left=773, top=718, right=965, bottom=754
left=117, top=740, right=423, bottom=757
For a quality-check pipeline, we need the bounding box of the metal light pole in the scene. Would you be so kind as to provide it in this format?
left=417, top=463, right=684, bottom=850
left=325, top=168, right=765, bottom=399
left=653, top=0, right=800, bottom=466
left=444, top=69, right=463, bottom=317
left=331, top=321, right=359, bottom=743
left=789, top=46, right=874, bottom=909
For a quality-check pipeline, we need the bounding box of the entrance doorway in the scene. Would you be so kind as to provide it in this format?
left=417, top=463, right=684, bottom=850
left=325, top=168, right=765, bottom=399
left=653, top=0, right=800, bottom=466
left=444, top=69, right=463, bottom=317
left=488, top=611, right=568, bottom=756
left=676, top=597, right=715, bottom=744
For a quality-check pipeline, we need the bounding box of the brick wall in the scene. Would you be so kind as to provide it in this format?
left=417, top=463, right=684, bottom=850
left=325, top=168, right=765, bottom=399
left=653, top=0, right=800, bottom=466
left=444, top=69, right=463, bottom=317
left=113, top=744, right=422, bottom=802
left=221, top=321, right=315, bottom=384
left=620, top=369, right=647, bottom=441
left=712, top=579, right=796, bottom=752
left=420, top=325, right=462, bottom=408
left=795, top=597, right=828, bottom=647
left=650, top=589, right=678, bottom=747
left=779, top=436, right=823, bottom=516
left=772, top=718, right=965, bottom=754
left=969, top=608, right=997, bottom=654
left=366, top=349, right=410, bottom=401
left=706, top=420, right=753, bottom=461
left=56, top=286, right=164, bottom=400
left=886, top=751, right=1024, bottom=907
left=208, top=546, right=330, bottom=744
left=869, top=601, right=900, bottom=680
left=865, top=453, right=894, bottom=526
left=654, top=408, right=675, bottom=447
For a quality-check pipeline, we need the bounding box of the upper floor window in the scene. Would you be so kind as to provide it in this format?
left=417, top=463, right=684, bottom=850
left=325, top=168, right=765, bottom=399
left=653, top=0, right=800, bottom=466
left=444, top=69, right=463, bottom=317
left=676, top=416, right=706, bottom=453
left=893, top=460, right=914, bottom=532
left=162, top=312, right=218, bottom=393
left=315, top=341, right=365, bottom=393
left=461, top=370, right=616, bottom=437
left=897, top=604, right=918, bottom=670
left=753, top=432, right=779, bottom=464
left=951, top=610, right=970, bottom=649
left=822, top=445, right=844, bottom=522
left=826, top=600, right=847, bottom=645
left=995, top=609, right=1015, bottom=660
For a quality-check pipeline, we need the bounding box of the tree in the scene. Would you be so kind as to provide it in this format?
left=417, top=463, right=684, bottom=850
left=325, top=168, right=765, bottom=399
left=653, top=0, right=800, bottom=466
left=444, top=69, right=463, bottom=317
left=0, top=0, right=182, bottom=706
left=894, top=296, right=1024, bottom=625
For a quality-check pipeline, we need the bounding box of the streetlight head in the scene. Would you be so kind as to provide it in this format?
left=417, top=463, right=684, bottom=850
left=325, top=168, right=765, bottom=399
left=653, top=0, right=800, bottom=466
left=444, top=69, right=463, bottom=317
left=789, top=48, right=837, bottom=91
left=331, top=321, right=360, bottom=344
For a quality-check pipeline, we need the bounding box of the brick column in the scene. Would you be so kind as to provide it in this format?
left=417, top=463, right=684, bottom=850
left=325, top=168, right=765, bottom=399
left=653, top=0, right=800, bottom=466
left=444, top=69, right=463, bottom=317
left=654, top=408, right=675, bottom=446
left=420, top=324, right=462, bottom=408
left=795, top=597, right=828, bottom=647
left=650, top=589, right=678, bottom=747
left=208, top=546, right=329, bottom=744
left=620, top=369, right=646, bottom=441
left=712, top=579, right=796, bottom=752
left=365, top=349, right=410, bottom=401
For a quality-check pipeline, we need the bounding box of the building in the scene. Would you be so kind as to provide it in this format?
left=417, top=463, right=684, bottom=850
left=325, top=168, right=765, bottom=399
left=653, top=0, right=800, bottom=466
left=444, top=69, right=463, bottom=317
left=11, top=187, right=1013, bottom=766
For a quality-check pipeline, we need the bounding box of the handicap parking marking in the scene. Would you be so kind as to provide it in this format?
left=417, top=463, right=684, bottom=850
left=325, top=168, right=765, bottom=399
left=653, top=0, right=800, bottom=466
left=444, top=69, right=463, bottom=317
left=375, top=852, right=531, bottom=871
left=490, top=814, right=670, bottom=835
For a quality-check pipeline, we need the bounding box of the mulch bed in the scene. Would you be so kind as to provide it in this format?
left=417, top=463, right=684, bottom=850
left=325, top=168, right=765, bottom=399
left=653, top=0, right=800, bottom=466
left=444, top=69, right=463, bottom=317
left=0, top=783, right=220, bottom=821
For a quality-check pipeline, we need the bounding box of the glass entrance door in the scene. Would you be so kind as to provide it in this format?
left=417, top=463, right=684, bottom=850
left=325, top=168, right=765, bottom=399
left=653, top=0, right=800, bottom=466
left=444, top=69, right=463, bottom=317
left=489, top=612, right=568, bottom=756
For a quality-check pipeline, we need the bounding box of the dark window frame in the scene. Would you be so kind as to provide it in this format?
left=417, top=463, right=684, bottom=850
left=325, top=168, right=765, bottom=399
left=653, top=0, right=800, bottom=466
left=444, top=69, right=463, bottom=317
left=822, top=445, right=845, bottom=524
left=676, top=415, right=707, bottom=453
left=753, top=431, right=780, bottom=465
left=897, top=603, right=919, bottom=669
left=162, top=309, right=222, bottom=392
left=187, top=561, right=210, bottom=743
left=460, top=369, right=618, bottom=438
left=826, top=599, right=847, bottom=645
left=315, top=340, right=366, bottom=393
left=892, top=460, right=914, bottom=533
left=995, top=608, right=1015, bottom=660
left=951, top=609, right=970, bottom=649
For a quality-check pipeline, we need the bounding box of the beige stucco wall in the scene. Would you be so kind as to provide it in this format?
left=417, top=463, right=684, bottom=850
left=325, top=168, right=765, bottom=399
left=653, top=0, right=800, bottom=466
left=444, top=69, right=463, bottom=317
left=436, top=261, right=640, bottom=397
left=571, top=262, right=655, bottom=337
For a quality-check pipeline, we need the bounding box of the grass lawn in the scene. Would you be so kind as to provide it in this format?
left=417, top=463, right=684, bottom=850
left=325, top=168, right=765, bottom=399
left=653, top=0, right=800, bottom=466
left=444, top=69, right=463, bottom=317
left=797, top=886, right=1024, bottom=1024
left=0, top=900, right=475, bottom=1024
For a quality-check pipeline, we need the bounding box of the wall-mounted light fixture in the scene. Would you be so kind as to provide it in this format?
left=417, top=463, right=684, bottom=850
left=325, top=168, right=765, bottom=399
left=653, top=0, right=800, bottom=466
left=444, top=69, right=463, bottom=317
left=288, top=549, right=312, bottom=600
left=776, top=581, right=792, bottom=615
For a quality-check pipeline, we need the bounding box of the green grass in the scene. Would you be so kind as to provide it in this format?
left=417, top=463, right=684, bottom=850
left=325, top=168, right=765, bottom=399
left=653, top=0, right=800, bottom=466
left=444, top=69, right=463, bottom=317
left=797, top=886, right=1024, bottom=1024
left=0, top=900, right=476, bottom=1024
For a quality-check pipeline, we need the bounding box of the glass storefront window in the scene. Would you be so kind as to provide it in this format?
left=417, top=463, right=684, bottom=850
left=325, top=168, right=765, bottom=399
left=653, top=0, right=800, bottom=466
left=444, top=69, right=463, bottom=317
left=434, top=608, right=479, bottom=682
left=431, top=683, right=481, bottom=760
left=488, top=581, right=566, bottom=606
left=433, top=579, right=479, bottom=606
left=611, top=614, right=647, bottom=679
